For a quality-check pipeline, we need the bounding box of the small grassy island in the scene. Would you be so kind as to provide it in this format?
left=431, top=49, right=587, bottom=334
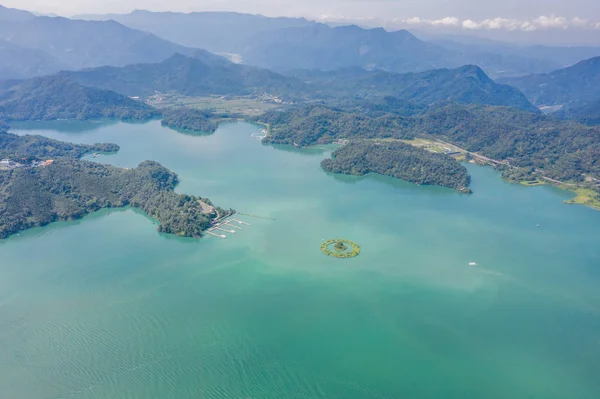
left=321, top=239, right=361, bottom=259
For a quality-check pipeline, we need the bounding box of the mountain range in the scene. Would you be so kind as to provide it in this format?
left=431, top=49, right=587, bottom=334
left=75, top=10, right=600, bottom=78
left=0, top=5, right=196, bottom=80
left=501, top=56, right=600, bottom=107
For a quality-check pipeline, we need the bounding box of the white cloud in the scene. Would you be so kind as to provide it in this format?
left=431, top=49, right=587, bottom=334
left=462, top=19, right=479, bottom=30
left=571, top=17, right=588, bottom=27
left=397, top=15, right=599, bottom=32
left=431, top=17, right=460, bottom=26
left=533, top=15, right=568, bottom=29
left=405, top=17, right=423, bottom=25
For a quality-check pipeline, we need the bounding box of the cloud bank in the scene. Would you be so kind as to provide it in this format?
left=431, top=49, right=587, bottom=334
left=400, top=15, right=600, bottom=31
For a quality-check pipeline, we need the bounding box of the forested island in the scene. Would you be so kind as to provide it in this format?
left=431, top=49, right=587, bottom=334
left=0, top=130, right=226, bottom=239
left=160, top=108, right=219, bottom=133
left=322, top=141, right=471, bottom=192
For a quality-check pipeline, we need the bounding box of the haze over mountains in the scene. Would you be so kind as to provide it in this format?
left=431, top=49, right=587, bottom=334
left=502, top=57, right=600, bottom=106
left=76, top=10, right=600, bottom=78
left=0, top=5, right=195, bottom=79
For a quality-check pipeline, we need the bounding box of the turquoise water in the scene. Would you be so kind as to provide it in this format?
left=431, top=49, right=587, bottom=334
left=1, top=120, right=599, bottom=398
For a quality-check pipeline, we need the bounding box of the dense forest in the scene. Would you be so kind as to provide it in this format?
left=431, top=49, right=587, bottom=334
left=258, top=106, right=414, bottom=146
left=413, top=104, right=600, bottom=183
left=557, top=100, right=600, bottom=126
left=260, top=104, right=600, bottom=186
left=160, top=108, right=219, bottom=133
left=321, top=141, right=471, bottom=192
left=0, top=130, right=225, bottom=239
left=0, top=76, right=158, bottom=121
left=0, top=131, right=119, bottom=161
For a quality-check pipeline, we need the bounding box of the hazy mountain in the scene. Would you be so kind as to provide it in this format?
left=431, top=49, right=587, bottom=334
left=502, top=57, right=600, bottom=106
left=0, top=5, right=35, bottom=22
left=58, top=53, right=306, bottom=98
left=241, top=24, right=456, bottom=73
left=0, top=40, right=69, bottom=80
left=0, top=8, right=200, bottom=77
left=0, top=76, right=157, bottom=121
left=75, top=10, right=316, bottom=55
left=431, top=37, right=600, bottom=77
left=290, top=65, right=538, bottom=113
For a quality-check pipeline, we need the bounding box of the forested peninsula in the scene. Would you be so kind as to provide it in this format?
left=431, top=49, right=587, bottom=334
left=0, top=131, right=226, bottom=239
left=322, top=141, right=471, bottom=192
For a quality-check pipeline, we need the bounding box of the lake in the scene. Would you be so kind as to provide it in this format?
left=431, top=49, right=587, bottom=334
left=1, top=120, right=599, bottom=398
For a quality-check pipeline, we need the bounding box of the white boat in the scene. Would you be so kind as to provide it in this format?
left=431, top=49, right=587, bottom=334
left=469, top=262, right=478, bottom=266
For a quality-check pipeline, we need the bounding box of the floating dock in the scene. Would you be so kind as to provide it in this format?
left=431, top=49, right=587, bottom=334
left=205, top=217, right=253, bottom=239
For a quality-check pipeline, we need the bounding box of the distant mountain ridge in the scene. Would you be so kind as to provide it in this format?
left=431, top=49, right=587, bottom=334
left=501, top=56, right=600, bottom=106
left=0, top=5, right=201, bottom=80
left=241, top=24, right=453, bottom=73
left=75, top=10, right=316, bottom=55
left=72, top=10, right=600, bottom=78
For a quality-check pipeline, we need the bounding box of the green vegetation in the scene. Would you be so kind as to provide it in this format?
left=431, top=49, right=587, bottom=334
left=0, top=131, right=225, bottom=239
left=415, top=104, right=600, bottom=184
left=564, top=187, right=600, bottom=210
left=321, top=239, right=361, bottom=259
left=0, top=76, right=158, bottom=121
left=292, top=65, right=538, bottom=113
left=261, top=104, right=600, bottom=192
left=257, top=106, right=414, bottom=146
left=0, top=131, right=119, bottom=161
left=160, top=108, right=219, bottom=133
left=558, top=99, right=600, bottom=126
left=322, top=141, right=471, bottom=192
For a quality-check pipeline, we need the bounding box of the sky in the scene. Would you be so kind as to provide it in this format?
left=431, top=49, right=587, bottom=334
left=3, top=0, right=600, bottom=44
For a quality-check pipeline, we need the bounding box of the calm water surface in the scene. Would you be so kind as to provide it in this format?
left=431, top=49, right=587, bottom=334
left=1, top=120, right=599, bottom=398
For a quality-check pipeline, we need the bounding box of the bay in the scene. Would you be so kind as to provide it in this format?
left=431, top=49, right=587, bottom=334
left=1, top=120, right=599, bottom=398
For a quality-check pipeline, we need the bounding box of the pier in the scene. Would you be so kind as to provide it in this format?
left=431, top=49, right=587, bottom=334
left=205, top=217, right=253, bottom=239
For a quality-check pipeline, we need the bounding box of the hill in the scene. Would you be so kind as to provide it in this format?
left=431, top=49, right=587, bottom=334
left=502, top=57, right=600, bottom=106
left=0, top=8, right=199, bottom=78
left=59, top=53, right=306, bottom=98
left=0, top=76, right=158, bottom=121
left=291, top=65, right=538, bottom=113
left=0, top=4, right=35, bottom=22
left=0, top=40, right=69, bottom=80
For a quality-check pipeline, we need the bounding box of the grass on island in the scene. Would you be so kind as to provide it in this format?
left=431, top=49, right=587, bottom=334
left=321, top=239, right=361, bottom=259
left=564, top=187, right=600, bottom=210
left=520, top=179, right=546, bottom=186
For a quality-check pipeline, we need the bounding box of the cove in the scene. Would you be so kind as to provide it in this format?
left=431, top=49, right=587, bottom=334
left=1, top=120, right=599, bottom=398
